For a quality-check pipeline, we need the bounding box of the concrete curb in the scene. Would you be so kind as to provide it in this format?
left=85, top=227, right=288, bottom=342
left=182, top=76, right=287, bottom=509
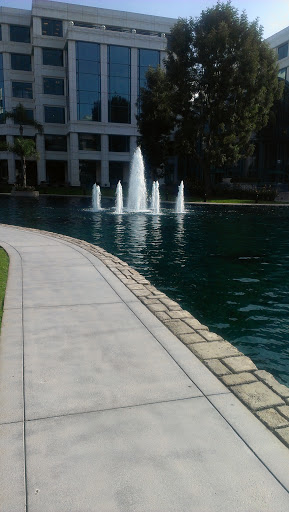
left=1, top=223, right=289, bottom=449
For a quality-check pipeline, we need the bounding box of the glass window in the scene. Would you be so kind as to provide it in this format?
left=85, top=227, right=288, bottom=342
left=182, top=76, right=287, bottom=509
left=13, top=108, right=34, bottom=123
left=109, top=135, right=130, bottom=152
left=42, top=18, right=63, bottom=37
left=77, top=43, right=100, bottom=61
left=77, top=75, right=100, bottom=93
left=45, top=135, right=67, bottom=151
left=79, top=133, right=101, bottom=151
left=43, top=48, right=63, bottom=66
left=0, top=26, right=2, bottom=41
left=139, top=50, right=160, bottom=68
left=278, top=67, right=287, bottom=80
left=0, top=54, right=4, bottom=122
left=278, top=43, right=288, bottom=60
left=44, top=106, right=65, bottom=123
left=109, top=46, right=130, bottom=64
left=76, top=42, right=101, bottom=122
left=77, top=102, right=100, bottom=122
left=108, top=45, right=130, bottom=124
left=138, top=49, right=160, bottom=103
left=12, top=82, right=33, bottom=99
left=11, top=54, right=31, bottom=71
left=0, top=160, right=8, bottom=183
left=43, top=77, right=64, bottom=95
left=10, top=25, right=30, bottom=43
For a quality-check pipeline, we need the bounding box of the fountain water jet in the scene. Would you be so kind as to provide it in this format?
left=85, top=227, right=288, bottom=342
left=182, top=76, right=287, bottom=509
left=151, top=181, right=160, bottom=214
left=127, top=147, right=147, bottom=211
left=92, top=184, right=101, bottom=211
left=176, top=181, right=185, bottom=213
left=115, top=181, right=123, bottom=214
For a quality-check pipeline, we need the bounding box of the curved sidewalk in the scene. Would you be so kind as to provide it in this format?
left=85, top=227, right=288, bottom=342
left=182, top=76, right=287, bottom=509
left=0, top=224, right=289, bottom=512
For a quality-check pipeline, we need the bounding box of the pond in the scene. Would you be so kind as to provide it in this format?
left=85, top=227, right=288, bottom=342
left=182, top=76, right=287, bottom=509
left=1, top=195, right=289, bottom=385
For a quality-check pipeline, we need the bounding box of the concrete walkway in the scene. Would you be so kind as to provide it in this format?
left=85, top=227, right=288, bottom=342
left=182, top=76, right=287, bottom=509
left=0, top=225, right=289, bottom=512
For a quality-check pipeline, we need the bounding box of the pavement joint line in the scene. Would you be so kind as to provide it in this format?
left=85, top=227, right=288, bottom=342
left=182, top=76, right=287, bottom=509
left=205, top=394, right=289, bottom=494
left=23, top=300, right=124, bottom=309
left=2, top=224, right=289, bottom=457
left=2, top=239, right=29, bottom=512
left=25, top=395, right=203, bottom=424
left=0, top=419, right=24, bottom=427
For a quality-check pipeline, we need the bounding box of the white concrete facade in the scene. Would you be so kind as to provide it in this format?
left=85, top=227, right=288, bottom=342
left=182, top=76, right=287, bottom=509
left=0, top=0, right=175, bottom=186
left=266, top=25, right=289, bottom=79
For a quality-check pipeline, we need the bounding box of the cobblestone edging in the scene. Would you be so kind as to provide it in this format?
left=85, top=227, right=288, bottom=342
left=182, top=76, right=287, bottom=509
left=2, top=224, right=289, bottom=448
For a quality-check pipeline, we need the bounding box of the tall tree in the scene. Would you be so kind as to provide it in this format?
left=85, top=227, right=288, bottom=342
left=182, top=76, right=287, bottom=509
left=138, top=2, right=283, bottom=192
left=0, top=138, right=39, bottom=188
left=3, top=103, right=43, bottom=137
left=137, top=67, right=175, bottom=178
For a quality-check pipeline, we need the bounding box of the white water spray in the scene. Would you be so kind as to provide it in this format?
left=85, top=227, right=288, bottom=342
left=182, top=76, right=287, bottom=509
left=151, top=181, right=160, bottom=214
left=115, top=181, right=123, bottom=214
left=92, top=184, right=101, bottom=211
left=127, top=147, right=147, bottom=211
left=176, top=181, right=185, bottom=213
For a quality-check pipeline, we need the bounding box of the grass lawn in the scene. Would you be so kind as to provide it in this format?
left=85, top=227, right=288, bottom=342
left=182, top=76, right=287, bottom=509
left=0, top=248, right=9, bottom=330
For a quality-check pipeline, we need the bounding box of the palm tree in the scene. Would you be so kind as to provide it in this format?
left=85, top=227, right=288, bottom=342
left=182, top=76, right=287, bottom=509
left=3, top=103, right=43, bottom=136
left=0, top=138, right=40, bottom=188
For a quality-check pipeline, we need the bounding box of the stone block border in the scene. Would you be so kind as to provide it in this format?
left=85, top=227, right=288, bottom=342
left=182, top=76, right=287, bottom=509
left=2, top=224, right=289, bottom=449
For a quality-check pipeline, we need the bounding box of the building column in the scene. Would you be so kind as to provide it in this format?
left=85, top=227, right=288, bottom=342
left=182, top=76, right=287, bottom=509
left=67, top=41, right=77, bottom=122
left=69, top=132, right=79, bottom=185
left=36, top=135, right=46, bottom=183
left=101, top=134, right=109, bottom=187
left=100, top=44, right=108, bottom=123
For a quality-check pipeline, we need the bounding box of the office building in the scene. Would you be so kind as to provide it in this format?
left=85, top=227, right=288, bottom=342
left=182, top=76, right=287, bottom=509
left=0, top=0, right=175, bottom=187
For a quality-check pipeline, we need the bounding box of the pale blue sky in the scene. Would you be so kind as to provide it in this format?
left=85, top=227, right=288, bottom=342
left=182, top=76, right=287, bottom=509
left=1, top=0, right=289, bottom=38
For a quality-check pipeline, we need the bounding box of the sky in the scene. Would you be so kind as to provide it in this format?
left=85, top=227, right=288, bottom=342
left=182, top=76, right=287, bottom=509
left=1, top=0, right=289, bottom=39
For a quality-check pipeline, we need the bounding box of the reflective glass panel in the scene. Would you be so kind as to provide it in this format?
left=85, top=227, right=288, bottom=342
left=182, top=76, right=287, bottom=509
left=42, top=18, right=63, bottom=37
left=43, top=48, right=63, bottom=66
left=109, top=46, right=130, bottom=64
left=108, top=46, right=130, bottom=124
left=77, top=74, right=100, bottom=92
left=43, top=77, right=64, bottom=95
left=139, top=49, right=160, bottom=68
left=44, top=106, right=65, bottom=123
left=77, top=103, right=100, bottom=121
left=10, top=25, right=30, bottom=43
left=13, top=109, right=34, bottom=123
left=12, top=82, right=33, bottom=99
left=278, top=67, right=287, bottom=80
left=11, top=54, right=31, bottom=71
left=109, top=135, right=130, bottom=152
left=77, top=42, right=100, bottom=61
left=79, top=133, right=101, bottom=151
left=278, top=43, right=288, bottom=60
left=45, top=135, right=67, bottom=151
left=138, top=49, right=159, bottom=91
left=76, top=42, right=101, bottom=122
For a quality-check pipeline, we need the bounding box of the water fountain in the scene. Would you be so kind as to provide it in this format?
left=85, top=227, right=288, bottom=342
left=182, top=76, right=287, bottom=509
left=176, top=181, right=185, bottom=213
left=92, top=184, right=101, bottom=211
left=127, top=147, right=148, bottom=211
left=151, top=181, right=160, bottom=214
left=115, top=181, right=123, bottom=214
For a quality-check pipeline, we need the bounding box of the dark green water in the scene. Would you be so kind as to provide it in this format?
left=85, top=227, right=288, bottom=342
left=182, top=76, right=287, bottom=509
left=1, top=195, right=289, bottom=385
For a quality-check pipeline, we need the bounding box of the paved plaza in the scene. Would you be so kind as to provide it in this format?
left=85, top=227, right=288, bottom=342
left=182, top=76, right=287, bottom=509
left=0, top=224, right=289, bottom=511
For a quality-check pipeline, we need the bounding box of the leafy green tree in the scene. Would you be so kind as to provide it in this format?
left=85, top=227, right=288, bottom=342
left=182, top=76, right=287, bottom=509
left=137, top=67, right=175, bottom=178
left=0, top=138, right=39, bottom=188
left=138, top=2, right=283, bottom=192
left=3, top=103, right=43, bottom=137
